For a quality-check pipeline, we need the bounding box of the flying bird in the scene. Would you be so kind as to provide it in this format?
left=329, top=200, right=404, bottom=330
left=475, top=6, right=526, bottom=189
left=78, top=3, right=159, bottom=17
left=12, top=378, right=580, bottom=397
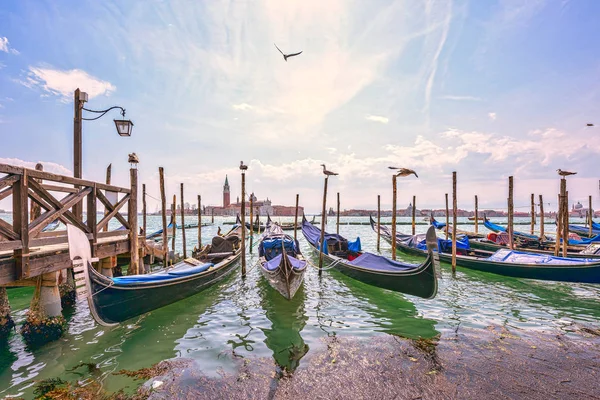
left=274, top=43, right=303, bottom=62
left=321, top=164, right=338, bottom=176
left=587, top=123, right=594, bottom=127
left=557, top=169, right=576, bottom=177
left=388, top=167, right=418, bottom=178
left=128, top=153, right=139, bottom=165
left=239, top=161, right=248, bottom=171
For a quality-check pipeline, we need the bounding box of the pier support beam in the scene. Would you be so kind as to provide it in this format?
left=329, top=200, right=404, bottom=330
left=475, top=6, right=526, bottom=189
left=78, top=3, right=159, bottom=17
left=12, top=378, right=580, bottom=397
left=59, top=269, right=76, bottom=309
left=100, top=257, right=115, bottom=278
left=21, top=272, right=66, bottom=346
left=0, top=287, right=15, bottom=339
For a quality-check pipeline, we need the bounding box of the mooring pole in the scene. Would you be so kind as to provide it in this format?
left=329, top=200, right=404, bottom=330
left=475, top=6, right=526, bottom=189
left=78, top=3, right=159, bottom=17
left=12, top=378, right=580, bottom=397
left=452, top=172, right=457, bottom=273
left=391, top=175, right=397, bottom=260
left=555, top=193, right=562, bottom=256
left=198, top=195, right=202, bottom=249
left=211, top=208, right=214, bottom=224
left=336, top=192, right=340, bottom=235
left=508, top=176, right=514, bottom=250
left=180, top=183, right=187, bottom=259
left=445, top=193, right=449, bottom=240
left=474, top=195, right=479, bottom=234
left=376, top=194, right=381, bottom=252
left=319, top=176, right=329, bottom=274
left=589, top=195, right=593, bottom=238
left=249, top=195, right=254, bottom=254
left=129, top=166, right=139, bottom=275
left=563, top=186, right=568, bottom=257
left=104, top=164, right=112, bottom=232
left=412, top=195, right=416, bottom=235
left=531, top=193, right=536, bottom=235
left=539, top=195, right=545, bottom=240
left=142, top=183, right=147, bottom=239
left=241, top=168, right=247, bottom=277
left=171, top=195, right=176, bottom=258
left=73, top=88, right=83, bottom=221
left=294, top=194, right=299, bottom=242
left=159, top=167, right=168, bottom=268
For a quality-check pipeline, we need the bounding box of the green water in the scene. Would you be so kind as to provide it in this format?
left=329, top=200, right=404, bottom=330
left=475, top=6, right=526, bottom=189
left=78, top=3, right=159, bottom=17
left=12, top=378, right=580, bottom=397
left=1, top=216, right=599, bottom=398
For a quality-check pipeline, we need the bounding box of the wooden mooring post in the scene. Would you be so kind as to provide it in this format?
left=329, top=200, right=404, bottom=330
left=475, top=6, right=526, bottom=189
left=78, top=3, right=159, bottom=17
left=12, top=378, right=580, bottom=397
left=142, top=183, right=147, bottom=238
left=589, top=195, right=593, bottom=238
left=539, top=195, right=545, bottom=239
left=391, top=175, right=397, bottom=260
left=562, top=184, right=568, bottom=257
left=376, top=194, right=381, bottom=252
left=294, top=194, right=299, bottom=242
left=128, top=166, right=139, bottom=274
left=171, top=195, right=176, bottom=260
left=336, top=192, right=340, bottom=235
left=445, top=193, right=449, bottom=240
left=180, top=183, right=187, bottom=259
left=412, top=195, right=416, bottom=235
left=318, top=176, right=330, bottom=274
left=530, top=193, right=536, bottom=235
left=452, top=172, right=457, bottom=273
left=198, top=195, right=202, bottom=249
left=240, top=167, right=247, bottom=276
left=474, top=195, right=479, bottom=234
left=555, top=193, right=562, bottom=257
left=249, top=195, right=254, bottom=254
left=508, top=176, right=514, bottom=250
left=159, top=167, right=168, bottom=268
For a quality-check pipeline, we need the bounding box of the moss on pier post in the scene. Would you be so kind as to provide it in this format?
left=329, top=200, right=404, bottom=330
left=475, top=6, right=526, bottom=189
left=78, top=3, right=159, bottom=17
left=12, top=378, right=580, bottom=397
left=0, top=287, right=15, bottom=339
left=21, top=273, right=66, bottom=347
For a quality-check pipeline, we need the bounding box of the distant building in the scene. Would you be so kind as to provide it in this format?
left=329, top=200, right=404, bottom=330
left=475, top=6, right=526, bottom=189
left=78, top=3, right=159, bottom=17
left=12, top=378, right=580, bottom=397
left=223, top=175, right=231, bottom=207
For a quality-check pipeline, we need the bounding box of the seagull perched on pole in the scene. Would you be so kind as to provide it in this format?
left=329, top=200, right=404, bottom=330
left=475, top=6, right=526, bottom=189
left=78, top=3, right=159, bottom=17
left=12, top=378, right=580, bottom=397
left=388, top=166, right=418, bottom=178
left=274, top=43, right=303, bottom=62
left=128, top=153, right=139, bottom=167
left=321, top=164, right=338, bottom=176
left=557, top=169, right=576, bottom=177
left=239, top=161, right=248, bottom=171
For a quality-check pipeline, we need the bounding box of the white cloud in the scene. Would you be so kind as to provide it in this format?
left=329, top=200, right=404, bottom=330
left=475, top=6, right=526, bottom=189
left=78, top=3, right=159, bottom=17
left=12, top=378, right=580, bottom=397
left=439, top=95, right=482, bottom=101
left=366, top=115, right=389, bottom=124
left=0, top=158, right=72, bottom=175
left=232, top=103, right=254, bottom=111
left=20, top=67, right=116, bottom=102
left=0, top=37, right=18, bottom=54
left=488, top=112, right=497, bottom=121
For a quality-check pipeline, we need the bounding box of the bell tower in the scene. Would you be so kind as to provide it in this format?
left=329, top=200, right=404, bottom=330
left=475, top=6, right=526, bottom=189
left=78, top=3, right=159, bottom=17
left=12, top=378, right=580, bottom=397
left=223, top=175, right=230, bottom=207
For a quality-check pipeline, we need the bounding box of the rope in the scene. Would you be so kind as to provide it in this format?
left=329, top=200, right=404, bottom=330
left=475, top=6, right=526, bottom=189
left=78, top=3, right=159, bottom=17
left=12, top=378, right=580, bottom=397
left=91, top=279, right=115, bottom=297
left=305, top=256, right=341, bottom=271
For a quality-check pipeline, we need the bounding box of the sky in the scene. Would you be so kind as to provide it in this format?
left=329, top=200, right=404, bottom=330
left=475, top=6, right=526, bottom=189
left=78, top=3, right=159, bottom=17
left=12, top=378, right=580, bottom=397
left=1, top=0, right=600, bottom=213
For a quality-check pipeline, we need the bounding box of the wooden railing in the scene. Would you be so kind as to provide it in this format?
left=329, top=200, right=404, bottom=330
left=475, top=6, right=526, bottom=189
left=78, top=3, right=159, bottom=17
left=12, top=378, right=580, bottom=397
left=0, top=163, right=138, bottom=280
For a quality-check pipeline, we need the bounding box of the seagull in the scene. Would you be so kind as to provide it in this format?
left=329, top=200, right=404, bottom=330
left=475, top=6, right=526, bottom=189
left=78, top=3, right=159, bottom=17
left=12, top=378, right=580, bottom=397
left=239, top=161, right=248, bottom=171
left=321, top=164, right=338, bottom=176
left=388, top=166, right=418, bottom=178
left=128, top=153, right=139, bottom=165
left=274, top=43, right=303, bottom=62
left=557, top=169, right=576, bottom=177
left=587, top=123, right=594, bottom=127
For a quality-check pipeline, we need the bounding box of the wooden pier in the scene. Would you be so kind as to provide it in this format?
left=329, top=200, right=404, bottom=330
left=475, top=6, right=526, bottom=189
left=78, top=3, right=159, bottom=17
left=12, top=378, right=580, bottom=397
left=0, top=163, right=139, bottom=286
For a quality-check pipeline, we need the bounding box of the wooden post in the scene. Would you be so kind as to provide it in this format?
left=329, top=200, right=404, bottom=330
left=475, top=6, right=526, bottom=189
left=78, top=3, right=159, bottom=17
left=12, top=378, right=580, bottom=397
left=128, top=167, right=139, bottom=275
left=180, top=183, right=187, bottom=259
left=142, top=183, right=147, bottom=239
left=73, top=88, right=83, bottom=221
left=530, top=193, right=535, bottom=235
left=104, top=164, right=112, bottom=232
left=87, top=183, right=97, bottom=258
left=171, top=195, right=176, bottom=256
left=563, top=184, right=568, bottom=257
left=474, top=195, right=478, bottom=234
left=411, top=195, right=416, bottom=235
left=508, top=176, right=514, bottom=250
left=589, top=195, right=593, bottom=237
left=555, top=193, right=561, bottom=256
left=336, top=192, right=340, bottom=235
left=30, top=163, right=43, bottom=222
left=377, top=195, right=381, bottom=252
left=198, top=195, right=202, bottom=249
left=211, top=208, right=214, bottom=224
left=452, top=172, right=457, bottom=273
left=241, top=171, right=246, bottom=276
left=318, top=176, right=329, bottom=273
left=159, top=167, right=168, bottom=268
left=391, top=175, right=397, bottom=260
left=294, top=194, right=299, bottom=242
left=249, top=195, right=254, bottom=254
left=13, top=170, right=29, bottom=279
left=539, top=195, right=544, bottom=239
left=445, top=193, right=449, bottom=240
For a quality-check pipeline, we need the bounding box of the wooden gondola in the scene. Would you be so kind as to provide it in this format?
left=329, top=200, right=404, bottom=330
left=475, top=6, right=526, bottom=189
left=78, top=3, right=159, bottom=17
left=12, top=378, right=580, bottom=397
left=302, top=216, right=439, bottom=299
left=67, top=224, right=243, bottom=327
left=258, top=220, right=307, bottom=300
left=371, top=216, right=600, bottom=284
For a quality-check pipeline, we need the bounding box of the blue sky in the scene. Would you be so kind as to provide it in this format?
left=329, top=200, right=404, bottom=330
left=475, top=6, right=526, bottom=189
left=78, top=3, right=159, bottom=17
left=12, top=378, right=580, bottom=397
left=1, top=0, right=599, bottom=213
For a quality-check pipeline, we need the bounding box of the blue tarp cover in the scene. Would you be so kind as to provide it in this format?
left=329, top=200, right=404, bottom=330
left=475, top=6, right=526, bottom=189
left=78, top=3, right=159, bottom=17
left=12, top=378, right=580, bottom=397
left=347, top=252, right=418, bottom=272
left=431, top=218, right=446, bottom=230
left=348, top=237, right=361, bottom=252
left=484, top=218, right=540, bottom=240
left=263, top=254, right=307, bottom=271
left=593, top=221, right=600, bottom=230
left=112, top=262, right=213, bottom=284
left=486, top=249, right=597, bottom=265
left=568, top=224, right=600, bottom=238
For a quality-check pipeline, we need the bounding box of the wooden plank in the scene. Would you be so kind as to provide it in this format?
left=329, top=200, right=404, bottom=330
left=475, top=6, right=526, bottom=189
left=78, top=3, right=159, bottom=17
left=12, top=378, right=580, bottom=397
left=96, top=239, right=130, bottom=259
left=97, top=194, right=130, bottom=231
left=97, top=230, right=129, bottom=239
left=0, top=241, right=22, bottom=252
left=29, top=236, right=68, bottom=248
left=0, top=218, right=19, bottom=241
left=41, top=184, right=78, bottom=194
left=13, top=172, right=29, bottom=278
left=97, top=189, right=129, bottom=229
left=0, top=187, right=12, bottom=201
left=0, top=174, right=18, bottom=191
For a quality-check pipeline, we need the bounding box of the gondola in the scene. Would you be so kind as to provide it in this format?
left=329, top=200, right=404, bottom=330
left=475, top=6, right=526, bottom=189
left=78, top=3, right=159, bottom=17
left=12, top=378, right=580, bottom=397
left=430, top=216, right=484, bottom=239
left=266, top=214, right=297, bottom=231
left=237, top=214, right=266, bottom=232
left=67, top=224, right=244, bottom=326
left=371, top=216, right=600, bottom=284
left=258, top=220, right=307, bottom=300
left=302, top=216, right=439, bottom=299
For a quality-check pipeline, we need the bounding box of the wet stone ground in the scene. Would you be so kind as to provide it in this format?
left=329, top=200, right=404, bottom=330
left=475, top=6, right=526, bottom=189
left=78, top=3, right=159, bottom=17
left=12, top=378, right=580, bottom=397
left=138, top=324, right=600, bottom=400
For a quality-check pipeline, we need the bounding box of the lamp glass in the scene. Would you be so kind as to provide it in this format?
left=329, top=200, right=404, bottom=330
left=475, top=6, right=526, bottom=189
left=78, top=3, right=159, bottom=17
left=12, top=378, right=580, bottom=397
left=114, top=119, right=133, bottom=137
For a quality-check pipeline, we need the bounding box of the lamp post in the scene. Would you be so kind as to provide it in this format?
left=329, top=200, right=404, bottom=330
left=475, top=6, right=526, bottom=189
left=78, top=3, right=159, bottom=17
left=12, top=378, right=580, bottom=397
left=73, top=88, right=134, bottom=219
